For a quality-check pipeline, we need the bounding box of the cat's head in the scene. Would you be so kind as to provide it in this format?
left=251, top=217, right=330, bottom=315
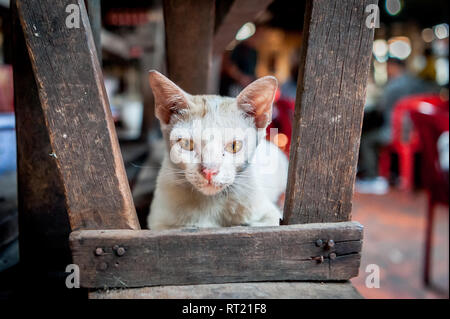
left=149, top=70, right=277, bottom=196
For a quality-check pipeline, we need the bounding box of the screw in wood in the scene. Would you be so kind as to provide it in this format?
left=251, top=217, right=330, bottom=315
left=325, top=239, right=335, bottom=249
left=329, top=253, right=337, bottom=260
left=315, top=239, right=323, bottom=247
left=94, top=247, right=103, bottom=256
left=116, top=247, right=126, bottom=256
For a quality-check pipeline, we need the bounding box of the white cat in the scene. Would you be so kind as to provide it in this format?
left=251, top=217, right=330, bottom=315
left=147, top=70, right=288, bottom=230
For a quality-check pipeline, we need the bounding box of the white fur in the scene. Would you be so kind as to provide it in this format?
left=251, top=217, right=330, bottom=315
left=148, top=139, right=288, bottom=230
left=147, top=72, right=287, bottom=230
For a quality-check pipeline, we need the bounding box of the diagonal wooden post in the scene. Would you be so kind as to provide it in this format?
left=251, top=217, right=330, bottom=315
left=14, top=0, right=140, bottom=231
left=283, top=0, right=377, bottom=224
left=12, top=0, right=73, bottom=284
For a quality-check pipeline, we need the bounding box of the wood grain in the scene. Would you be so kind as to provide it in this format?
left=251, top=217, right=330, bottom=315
left=12, top=0, right=73, bottom=281
left=15, top=0, right=140, bottom=231
left=283, top=0, right=377, bottom=224
left=89, top=281, right=362, bottom=299
left=70, top=222, right=363, bottom=288
left=163, top=0, right=215, bottom=94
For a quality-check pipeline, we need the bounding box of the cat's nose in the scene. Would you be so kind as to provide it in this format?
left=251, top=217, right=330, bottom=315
left=201, top=167, right=219, bottom=182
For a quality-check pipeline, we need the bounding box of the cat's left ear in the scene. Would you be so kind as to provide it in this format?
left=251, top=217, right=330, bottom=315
left=237, top=76, right=278, bottom=128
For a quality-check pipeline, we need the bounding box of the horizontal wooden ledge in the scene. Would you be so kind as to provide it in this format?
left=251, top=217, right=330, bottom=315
left=89, top=281, right=363, bottom=299
left=70, top=221, right=363, bottom=288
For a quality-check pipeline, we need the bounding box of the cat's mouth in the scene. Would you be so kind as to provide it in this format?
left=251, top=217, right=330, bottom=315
left=197, top=177, right=227, bottom=196
left=199, top=184, right=224, bottom=195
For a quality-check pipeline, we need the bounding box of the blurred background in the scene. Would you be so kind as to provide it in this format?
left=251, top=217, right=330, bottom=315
left=0, top=0, right=448, bottom=298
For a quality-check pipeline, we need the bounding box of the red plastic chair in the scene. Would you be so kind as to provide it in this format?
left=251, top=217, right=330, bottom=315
left=266, top=97, right=295, bottom=156
left=410, top=106, right=449, bottom=288
left=378, top=94, right=448, bottom=191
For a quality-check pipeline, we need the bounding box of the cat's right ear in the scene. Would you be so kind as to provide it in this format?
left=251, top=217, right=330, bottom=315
left=148, top=70, right=190, bottom=124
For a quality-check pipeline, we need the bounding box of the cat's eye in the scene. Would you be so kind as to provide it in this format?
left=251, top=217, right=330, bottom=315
left=178, top=138, right=194, bottom=151
left=225, top=140, right=243, bottom=154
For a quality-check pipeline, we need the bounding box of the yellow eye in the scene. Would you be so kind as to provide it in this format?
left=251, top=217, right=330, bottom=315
left=225, top=140, right=243, bottom=153
left=179, top=138, right=194, bottom=151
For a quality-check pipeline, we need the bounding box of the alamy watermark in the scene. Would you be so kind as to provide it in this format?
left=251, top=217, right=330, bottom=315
left=365, top=4, right=380, bottom=29
left=65, top=4, right=80, bottom=29
left=65, top=264, right=80, bottom=288
left=365, top=264, right=381, bottom=288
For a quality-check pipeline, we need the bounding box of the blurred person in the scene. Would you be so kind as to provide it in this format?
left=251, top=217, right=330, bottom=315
left=418, top=47, right=437, bottom=84
left=220, top=29, right=261, bottom=97
left=357, top=57, right=437, bottom=194
left=280, top=52, right=299, bottom=101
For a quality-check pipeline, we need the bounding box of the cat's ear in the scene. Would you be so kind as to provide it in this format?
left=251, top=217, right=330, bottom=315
left=236, top=76, right=278, bottom=128
left=148, top=70, right=190, bottom=124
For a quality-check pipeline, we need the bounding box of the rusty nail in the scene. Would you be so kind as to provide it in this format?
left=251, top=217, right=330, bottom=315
left=94, top=247, right=103, bottom=256
left=312, top=256, right=324, bottom=263
left=116, top=247, right=126, bottom=256
left=329, top=253, right=337, bottom=260
left=326, top=239, right=335, bottom=249
left=315, top=239, right=323, bottom=247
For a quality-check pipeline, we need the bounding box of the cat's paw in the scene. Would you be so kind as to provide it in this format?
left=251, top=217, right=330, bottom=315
left=248, top=204, right=281, bottom=227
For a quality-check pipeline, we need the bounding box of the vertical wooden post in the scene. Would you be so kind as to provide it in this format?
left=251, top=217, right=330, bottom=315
left=14, top=0, right=140, bottom=231
left=163, top=0, right=215, bottom=94
left=283, top=0, right=377, bottom=224
left=139, top=19, right=165, bottom=139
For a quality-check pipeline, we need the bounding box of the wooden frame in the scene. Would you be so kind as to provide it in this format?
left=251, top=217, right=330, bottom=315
left=12, top=0, right=377, bottom=296
left=71, top=222, right=363, bottom=288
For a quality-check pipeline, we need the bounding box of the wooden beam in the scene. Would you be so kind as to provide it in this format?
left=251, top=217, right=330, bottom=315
left=89, top=281, right=362, bottom=299
left=163, top=0, right=215, bottom=94
left=15, top=0, right=140, bottom=231
left=70, top=222, right=363, bottom=288
left=283, top=0, right=377, bottom=224
left=213, top=0, right=273, bottom=55
left=12, top=0, right=73, bottom=284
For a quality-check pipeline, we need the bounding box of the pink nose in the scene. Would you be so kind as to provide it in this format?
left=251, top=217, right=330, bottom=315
left=201, top=167, right=218, bottom=182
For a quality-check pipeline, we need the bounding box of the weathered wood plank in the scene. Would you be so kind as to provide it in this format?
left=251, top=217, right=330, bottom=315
left=12, top=0, right=73, bottom=279
left=70, top=222, right=363, bottom=288
left=89, top=281, right=362, bottom=299
left=163, top=0, right=215, bottom=94
left=213, top=0, right=273, bottom=55
left=15, top=0, right=140, bottom=231
left=283, top=0, right=377, bottom=224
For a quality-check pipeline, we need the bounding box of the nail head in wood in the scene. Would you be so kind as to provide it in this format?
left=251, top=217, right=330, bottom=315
left=315, top=239, right=323, bottom=247
left=326, top=239, right=335, bottom=249
left=116, top=247, right=126, bottom=256
left=94, top=247, right=103, bottom=256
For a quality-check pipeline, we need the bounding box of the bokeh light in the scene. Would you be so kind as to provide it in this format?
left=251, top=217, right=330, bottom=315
left=385, top=0, right=402, bottom=16
left=373, top=39, right=389, bottom=62
left=388, top=37, right=412, bottom=60
left=434, top=23, right=449, bottom=40
left=421, top=28, right=435, bottom=43
left=274, top=133, right=289, bottom=149
left=235, top=22, right=256, bottom=41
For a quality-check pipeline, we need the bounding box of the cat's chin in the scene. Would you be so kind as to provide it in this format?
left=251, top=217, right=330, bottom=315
left=197, top=184, right=226, bottom=196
